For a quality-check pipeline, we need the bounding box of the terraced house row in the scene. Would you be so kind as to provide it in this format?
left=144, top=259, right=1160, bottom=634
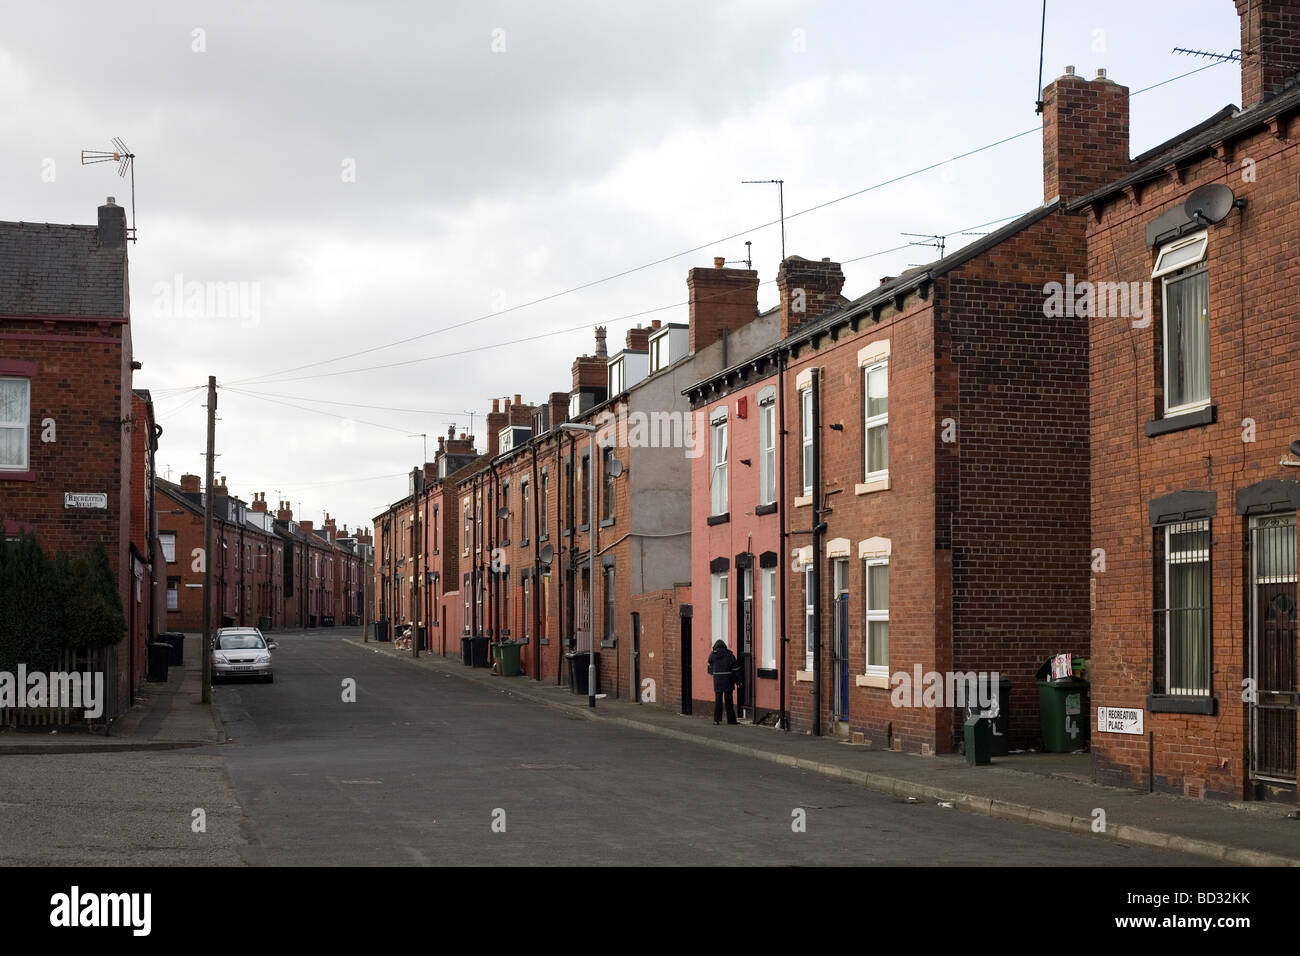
left=155, top=476, right=371, bottom=634
left=377, top=0, right=1300, bottom=804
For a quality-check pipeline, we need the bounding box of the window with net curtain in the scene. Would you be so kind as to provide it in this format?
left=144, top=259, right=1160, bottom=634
left=0, top=378, right=30, bottom=471
left=865, top=559, right=889, bottom=674
left=1159, top=519, right=1211, bottom=696
left=1153, top=231, right=1209, bottom=415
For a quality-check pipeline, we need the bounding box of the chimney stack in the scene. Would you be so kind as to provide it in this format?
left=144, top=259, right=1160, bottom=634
left=214, top=476, right=229, bottom=498
left=299, top=519, right=315, bottom=535
left=1237, top=0, right=1300, bottom=110
left=97, top=197, right=126, bottom=249
left=777, top=256, right=847, bottom=339
left=1040, top=65, right=1130, bottom=204
left=548, top=391, right=570, bottom=430
left=251, top=492, right=268, bottom=513
left=277, top=500, right=293, bottom=522
left=626, top=324, right=652, bottom=352
left=687, top=262, right=759, bottom=354
left=180, top=473, right=201, bottom=494
left=486, top=398, right=508, bottom=458
left=594, top=326, right=608, bottom=358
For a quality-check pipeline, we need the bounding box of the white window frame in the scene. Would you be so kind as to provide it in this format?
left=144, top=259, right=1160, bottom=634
left=649, top=333, right=668, bottom=373
left=1152, top=230, right=1210, bottom=416
left=865, top=558, right=889, bottom=676
left=804, top=565, right=816, bottom=670
left=762, top=566, right=777, bottom=669
left=710, top=408, right=728, bottom=516
left=1162, top=519, right=1211, bottom=696
left=712, top=571, right=729, bottom=648
left=758, top=397, right=776, bottom=506
left=159, top=532, right=177, bottom=564
left=166, top=578, right=179, bottom=611
left=800, top=387, right=813, bottom=496
left=0, top=377, right=30, bottom=472
left=608, top=358, right=625, bottom=396
left=863, top=360, right=888, bottom=481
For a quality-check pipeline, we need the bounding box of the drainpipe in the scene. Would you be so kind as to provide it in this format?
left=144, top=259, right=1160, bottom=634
left=777, top=351, right=789, bottom=731
left=555, top=434, right=565, bottom=685
left=531, top=441, right=541, bottom=680
left=488, top=460, right=500, bottom=642
left=811, top=367, right=824, bottom=738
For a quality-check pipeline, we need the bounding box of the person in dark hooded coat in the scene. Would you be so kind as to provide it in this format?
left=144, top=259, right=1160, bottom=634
left=707, top=639, right=739, bottom=725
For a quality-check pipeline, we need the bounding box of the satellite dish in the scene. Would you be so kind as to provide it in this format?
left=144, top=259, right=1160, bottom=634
left=539, top=543, right=555, bottom=567
left=496, top=506, right=509, bottom=520
left=1183, top=183, right=1236, bottom=225
left=606, top=458, right=624, bottom=478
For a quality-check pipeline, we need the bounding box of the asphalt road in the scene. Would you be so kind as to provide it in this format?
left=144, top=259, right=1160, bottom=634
left=208, top=630, right=1199, bottom=866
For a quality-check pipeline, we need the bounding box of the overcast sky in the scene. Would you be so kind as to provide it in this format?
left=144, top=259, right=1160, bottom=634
left=1, top=1, right=1242, bottom=534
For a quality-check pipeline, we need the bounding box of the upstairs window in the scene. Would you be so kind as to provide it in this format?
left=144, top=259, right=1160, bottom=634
left=800, top=387, right=813, bottom=496
left=602, top=446, right=616, bottom=521
left=758, top=393, right=776, bottom=506
left=1153, top=231, right=1209, bottom=415
left=1, top=378, right=32, bottom=470
left=864, top=361, right=889, bottom=479
left=159, top=532, right=177, bottom=564
left=710, top=409, right=728, bottom=515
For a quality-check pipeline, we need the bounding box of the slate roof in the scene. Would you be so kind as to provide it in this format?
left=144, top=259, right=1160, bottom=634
left=0, top=220, right=127, bottom=317
left=1068, top=79, right=1300, bottom=211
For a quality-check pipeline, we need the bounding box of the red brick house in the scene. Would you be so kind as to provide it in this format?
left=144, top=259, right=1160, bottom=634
left=686, top=113, right=1098, bottom=748
left=1083, top=1, right=1300, bottom=801
left=0, top=197, right=144, bottom=719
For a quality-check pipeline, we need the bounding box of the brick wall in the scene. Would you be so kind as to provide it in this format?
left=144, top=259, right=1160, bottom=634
left=1087, top=114, right=1300, bottom=800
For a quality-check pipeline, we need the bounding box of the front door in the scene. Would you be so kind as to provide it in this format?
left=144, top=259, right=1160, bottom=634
left=737, top=565, right=754, bottom=719
left=1250, top=513, right=1298, bottom=791
left=832, top=558, right=849, bottom=726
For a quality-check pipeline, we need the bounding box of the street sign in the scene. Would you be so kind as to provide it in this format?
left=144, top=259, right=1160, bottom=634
left=1097, top=706, right=1143, bottom=735
left=64, top=492, right=108, bottom=510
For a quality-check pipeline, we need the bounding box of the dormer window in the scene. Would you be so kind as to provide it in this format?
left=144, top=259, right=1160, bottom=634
left=649, top=333, right=668, bottom=373
left=608, top=357, right=625, bottom=396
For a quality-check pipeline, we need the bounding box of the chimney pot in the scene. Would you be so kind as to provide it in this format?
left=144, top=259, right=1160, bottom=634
left=1063, top=64, right=1075, bottom=76
left=594, top=326, right=608, bottom=358
left=713, top=257, right=726, bottom=269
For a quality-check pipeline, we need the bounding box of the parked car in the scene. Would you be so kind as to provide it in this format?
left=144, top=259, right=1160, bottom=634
left=211, top=627, right=277, bottom=683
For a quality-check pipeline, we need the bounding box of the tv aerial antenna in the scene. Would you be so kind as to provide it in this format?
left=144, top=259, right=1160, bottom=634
left=742, top=179, right=785, bottom=260
left=902, top=232, right=946, bottom=267
left=725, top=240, right=753, bottom=270
left=80, top=138, right=138, bottom=241
left=1172, top=46, right=1241, bottom=63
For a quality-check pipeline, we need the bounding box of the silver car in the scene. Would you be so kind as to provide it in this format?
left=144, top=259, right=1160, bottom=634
left=211, top=627, right=277, bottom=683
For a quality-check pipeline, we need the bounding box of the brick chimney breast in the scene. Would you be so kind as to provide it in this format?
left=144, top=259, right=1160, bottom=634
left=687, top=262, right=759, bottom=354
left=180, top=474, right=201, bottom=493
left=1237, top=0, right=1300, bottom=109
left=1040, top=65, right=1131, bottom=204
left=777, top=255, right=846, bottom=339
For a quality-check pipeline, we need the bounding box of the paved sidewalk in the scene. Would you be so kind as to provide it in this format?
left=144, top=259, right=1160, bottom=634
left=0, top=633, right=224, bottom=755
left=347, top=636, right=1300, bottom=866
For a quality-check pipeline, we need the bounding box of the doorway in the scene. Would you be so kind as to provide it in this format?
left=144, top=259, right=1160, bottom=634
left=831, top=558, right=849, bottom=732
left=1250, top=513, right=1297, bottom=795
